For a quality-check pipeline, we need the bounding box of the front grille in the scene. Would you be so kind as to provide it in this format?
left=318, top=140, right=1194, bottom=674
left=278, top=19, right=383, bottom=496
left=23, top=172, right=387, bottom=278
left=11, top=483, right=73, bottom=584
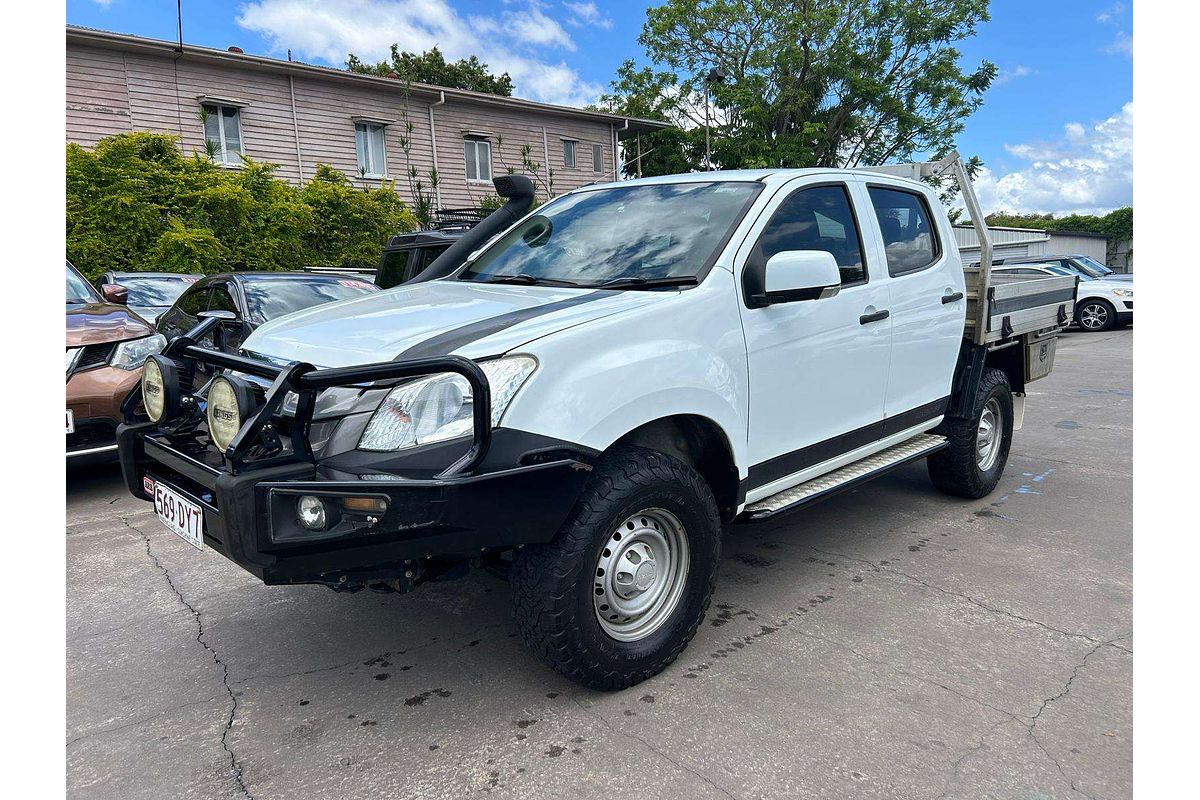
left=67, top=419, right=117, bottom=452
left=75, top=343, right=116, bottom=372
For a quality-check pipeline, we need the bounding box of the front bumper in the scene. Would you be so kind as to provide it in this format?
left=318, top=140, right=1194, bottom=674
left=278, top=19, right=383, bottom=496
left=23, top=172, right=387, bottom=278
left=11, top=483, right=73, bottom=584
left=116, top=325, right=595, bottom=589
left=67, top=364, right=141, bottom=458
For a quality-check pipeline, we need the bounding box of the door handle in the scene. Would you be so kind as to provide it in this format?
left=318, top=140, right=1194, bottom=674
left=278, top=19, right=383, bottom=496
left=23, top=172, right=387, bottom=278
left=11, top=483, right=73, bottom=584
left=859, top=309, right=890, bottom=325
left=942, top=291, right=964, bottom=304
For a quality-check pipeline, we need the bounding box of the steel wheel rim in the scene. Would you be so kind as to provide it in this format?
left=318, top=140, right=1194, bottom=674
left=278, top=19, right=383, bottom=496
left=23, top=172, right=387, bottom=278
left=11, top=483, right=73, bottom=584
left=1080, top=303, right=1108, bottom=330
left=593, top=508, right=690, bottom=643
left=976, top=398, right=1003, bottom=472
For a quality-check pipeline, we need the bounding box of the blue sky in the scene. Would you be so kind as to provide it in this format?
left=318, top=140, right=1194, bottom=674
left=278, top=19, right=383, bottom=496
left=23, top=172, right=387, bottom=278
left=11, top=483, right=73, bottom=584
left=68, top=0, right=1133, bottom=215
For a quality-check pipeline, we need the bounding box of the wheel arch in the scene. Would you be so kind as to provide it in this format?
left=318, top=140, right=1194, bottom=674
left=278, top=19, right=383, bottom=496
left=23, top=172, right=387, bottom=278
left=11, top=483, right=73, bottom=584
left=609, top=414, right=742, bottom=522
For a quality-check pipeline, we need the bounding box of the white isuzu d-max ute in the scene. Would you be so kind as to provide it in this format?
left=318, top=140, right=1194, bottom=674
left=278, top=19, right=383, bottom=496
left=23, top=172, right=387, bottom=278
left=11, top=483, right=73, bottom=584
left=118, top=156, right=1075, bottom=689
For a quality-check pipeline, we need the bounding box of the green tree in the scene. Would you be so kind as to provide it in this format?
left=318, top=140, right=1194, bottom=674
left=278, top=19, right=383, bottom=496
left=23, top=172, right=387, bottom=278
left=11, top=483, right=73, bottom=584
left=66, top=132, right=416, bottom=279
left=594, top=62, right=704, bottom=177
left=605, top=0, right=995, bottom=173
left=346, top=46, right=514, bottom=96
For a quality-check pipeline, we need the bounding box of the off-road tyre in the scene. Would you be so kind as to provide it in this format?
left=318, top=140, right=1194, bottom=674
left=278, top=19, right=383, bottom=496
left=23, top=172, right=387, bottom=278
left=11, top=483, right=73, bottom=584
left=928, top=367, right=1013, bottom=499
left=511, top=445, right=721, bottom=690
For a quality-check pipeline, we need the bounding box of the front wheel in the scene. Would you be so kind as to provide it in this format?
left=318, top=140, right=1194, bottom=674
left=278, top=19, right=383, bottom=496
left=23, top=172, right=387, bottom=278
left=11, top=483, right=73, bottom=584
left=511, top=446, right=721, bottom=690
left=928, top=368, right=1013, bottom=499
left=1076, top=298, right=1117, bottom=332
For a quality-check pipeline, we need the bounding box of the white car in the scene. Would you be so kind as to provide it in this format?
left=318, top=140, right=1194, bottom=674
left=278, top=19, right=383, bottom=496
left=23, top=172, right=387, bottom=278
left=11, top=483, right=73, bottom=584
left=993, top=262, right=1132, bottom=331
left=118, top=159, right=1070, bottom=689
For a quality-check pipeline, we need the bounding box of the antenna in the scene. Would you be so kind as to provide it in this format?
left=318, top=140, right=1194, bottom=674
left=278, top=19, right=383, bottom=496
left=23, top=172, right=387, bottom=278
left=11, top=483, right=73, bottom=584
left=176, top=0, right=184, bottom=52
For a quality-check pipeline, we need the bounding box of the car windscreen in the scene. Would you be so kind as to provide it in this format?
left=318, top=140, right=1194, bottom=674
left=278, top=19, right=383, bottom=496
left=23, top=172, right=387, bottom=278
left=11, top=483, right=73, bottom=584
left=66, top=262, right=100, bottom=304
left=1073, top=256, right=1114, bottom=278
left=118, top=275, right=199, bottom=307
left=241, top=277, right=378, bottom=324
left=458, top=182, right=762, bottom=286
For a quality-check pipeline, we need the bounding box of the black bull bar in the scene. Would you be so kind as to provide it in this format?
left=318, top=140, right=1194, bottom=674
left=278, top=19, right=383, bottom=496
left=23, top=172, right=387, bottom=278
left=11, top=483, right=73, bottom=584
left=125, top=314, right=493, bottom=476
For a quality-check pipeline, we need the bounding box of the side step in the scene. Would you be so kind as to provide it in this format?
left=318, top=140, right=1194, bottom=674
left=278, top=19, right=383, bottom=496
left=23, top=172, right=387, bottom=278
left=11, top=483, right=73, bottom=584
left=741, top=434, right=948, bottom=521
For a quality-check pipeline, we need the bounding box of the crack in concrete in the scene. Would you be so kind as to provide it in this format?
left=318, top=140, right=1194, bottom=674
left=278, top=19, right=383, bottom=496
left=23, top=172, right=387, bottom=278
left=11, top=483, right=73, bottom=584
left=66, top=692, right=227, bottom=748
left=123, top=518, right=254, bottom=800
left=936, top=718, right=1009, bottom=800
left=812, top=546, right=1128, bottom=650
left=570, top=696, right=742, bottom=800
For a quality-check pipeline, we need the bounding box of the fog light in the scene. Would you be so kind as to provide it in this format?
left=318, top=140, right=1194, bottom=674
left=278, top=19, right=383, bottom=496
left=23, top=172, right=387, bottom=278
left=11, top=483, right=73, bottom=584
left=297, top=496, right=328, bottom=530
left=341, top=496, right=389, bottom=515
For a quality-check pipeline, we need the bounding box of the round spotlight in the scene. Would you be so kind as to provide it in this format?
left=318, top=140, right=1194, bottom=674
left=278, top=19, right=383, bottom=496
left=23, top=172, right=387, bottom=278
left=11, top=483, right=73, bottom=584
left=142, top=355, right=180, bottom=423
left=297, top=496, right=328, bottom=530
left=206, top=375, right=256, bottom=452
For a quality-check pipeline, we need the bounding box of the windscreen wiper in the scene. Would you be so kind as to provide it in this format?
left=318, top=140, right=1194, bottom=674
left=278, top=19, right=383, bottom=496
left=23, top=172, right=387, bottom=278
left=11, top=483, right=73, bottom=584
left=479, top=273, right=584, bottom=287
left=592, top=276, right=700, bottom=290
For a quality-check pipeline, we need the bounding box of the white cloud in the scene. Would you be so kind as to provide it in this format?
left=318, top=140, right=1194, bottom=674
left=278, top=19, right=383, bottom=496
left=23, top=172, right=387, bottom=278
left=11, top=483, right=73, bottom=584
left=993, top=64, right=1034, bottom=86
left=1097, top=3, right=1125, bottom=23
left=1104, top=30, right=1133, bottom=58
left=91, top=0, right=113, bottom=7
left=563, top=1, right=613, bottom=30
left=974, top=102, right=1132, bottom=216
left=236, top=0, right=603, bottom=106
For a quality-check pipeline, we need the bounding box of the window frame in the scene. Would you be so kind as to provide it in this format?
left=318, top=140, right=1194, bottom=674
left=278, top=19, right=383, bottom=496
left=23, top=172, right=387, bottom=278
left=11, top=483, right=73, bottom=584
left=354, top=121, right=389, bottom=178
left=865, top=183, right=943, bottom=278
left=562, top=138, right=578, bottom=169
left=591, top=143, right=603, bottom=174
left=749, top=181, right=872, bottom=293
left=464, top=137, right=492, bottom=184
left=201, top=103, right=244, bottom=166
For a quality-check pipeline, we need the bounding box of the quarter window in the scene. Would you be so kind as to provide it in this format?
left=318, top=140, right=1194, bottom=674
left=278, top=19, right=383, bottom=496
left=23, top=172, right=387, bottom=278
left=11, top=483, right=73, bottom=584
left=867, top=186, right=940, bottom=276
left=355, top=122, right=388, bottom=177
left=464, top=138, right=492, bottom=182
left=592, top=143, right=603, bottom=173
left=756, top=184, right=867, bottom=285
left=201, top=104, right=243, bottom=165
left=563, top=139, right=577, bottom=168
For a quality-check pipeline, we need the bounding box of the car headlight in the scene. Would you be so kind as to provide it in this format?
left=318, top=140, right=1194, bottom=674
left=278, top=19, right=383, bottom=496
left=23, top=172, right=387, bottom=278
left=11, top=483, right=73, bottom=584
left=359, top=356, right=537, bottom=452
left=1111, top=289, right=1133, bottom=298
left=206, top=375, right=256, bottom=452
left=110, top=334, right=167, bottom=370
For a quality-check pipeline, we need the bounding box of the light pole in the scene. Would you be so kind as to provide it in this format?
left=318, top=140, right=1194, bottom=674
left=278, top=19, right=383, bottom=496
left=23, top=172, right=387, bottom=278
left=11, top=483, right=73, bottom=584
left=703, top=68, right=725, bottom=171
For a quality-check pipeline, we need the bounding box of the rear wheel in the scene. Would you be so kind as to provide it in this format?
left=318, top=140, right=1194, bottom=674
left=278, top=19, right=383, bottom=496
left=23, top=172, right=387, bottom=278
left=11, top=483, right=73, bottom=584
left=510, top=446, right=721, bottom=690
left=928, top=368, right=1013, bottom=499
left=1076, top=298, right=1117, bottom=332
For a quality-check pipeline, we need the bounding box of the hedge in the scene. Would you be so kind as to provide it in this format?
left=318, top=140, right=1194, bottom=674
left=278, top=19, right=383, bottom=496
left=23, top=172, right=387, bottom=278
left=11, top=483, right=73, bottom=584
left=66, top=132, right=417, bottom=280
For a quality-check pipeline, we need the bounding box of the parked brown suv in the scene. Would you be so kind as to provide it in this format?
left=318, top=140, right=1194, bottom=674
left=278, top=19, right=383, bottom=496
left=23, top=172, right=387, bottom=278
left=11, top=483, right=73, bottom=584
left=66, top=261, right=165, bottom=460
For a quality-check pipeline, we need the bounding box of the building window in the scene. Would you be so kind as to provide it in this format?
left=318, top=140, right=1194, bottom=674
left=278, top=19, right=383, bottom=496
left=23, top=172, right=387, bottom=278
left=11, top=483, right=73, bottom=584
left=355, top=122, right=388, bottom=178
left=201, top=104, right=243, bottom=165
left=563, top=139, right=577, bottom=168
left=592, top=143, right=603, bottom=174
left=464, top=137, right=492, bottom=182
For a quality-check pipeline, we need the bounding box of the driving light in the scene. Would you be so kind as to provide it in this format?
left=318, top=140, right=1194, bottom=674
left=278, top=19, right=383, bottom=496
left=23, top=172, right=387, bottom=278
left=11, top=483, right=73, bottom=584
left=141, top=355, right=181, bottom=423
left=111, top=334, right=167, bottom=370
left=206, top=375, right=255, bottom=452
left=296, top=496, right=328, bottom=530
left=359, top=356, right=537, bottom=452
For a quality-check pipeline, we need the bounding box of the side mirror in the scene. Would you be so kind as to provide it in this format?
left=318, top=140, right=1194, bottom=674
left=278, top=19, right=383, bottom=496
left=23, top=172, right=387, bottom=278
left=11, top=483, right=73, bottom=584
left=101, top=283, right=128, bottom=304
left=757, top=251, right=841, bottom=306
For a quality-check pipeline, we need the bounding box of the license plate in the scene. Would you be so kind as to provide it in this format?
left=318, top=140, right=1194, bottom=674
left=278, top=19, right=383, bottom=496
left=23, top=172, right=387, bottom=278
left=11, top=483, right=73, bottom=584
left=66, top=409, right=74, bottom=434
left=153, top=481, right=205, bottom=550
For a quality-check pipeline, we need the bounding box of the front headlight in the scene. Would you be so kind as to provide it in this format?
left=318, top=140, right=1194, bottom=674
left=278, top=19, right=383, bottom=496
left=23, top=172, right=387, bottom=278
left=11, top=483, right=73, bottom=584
left=110, top=334, right=167, bottom=370
left=1111, top=289, right=1133, bottom=298
left=359, top=356, right=537, bottom=452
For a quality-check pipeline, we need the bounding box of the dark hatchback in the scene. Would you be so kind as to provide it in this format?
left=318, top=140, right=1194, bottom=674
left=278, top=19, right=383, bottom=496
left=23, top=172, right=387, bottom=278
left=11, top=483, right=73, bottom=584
left=156, top=272, right=379, bottom=353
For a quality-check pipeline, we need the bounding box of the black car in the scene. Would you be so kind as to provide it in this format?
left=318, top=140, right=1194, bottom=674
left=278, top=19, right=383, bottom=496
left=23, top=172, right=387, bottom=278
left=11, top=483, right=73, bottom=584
left=156, top=272, right=379, bottom=354
left=96, top=271, right=202, bottom=324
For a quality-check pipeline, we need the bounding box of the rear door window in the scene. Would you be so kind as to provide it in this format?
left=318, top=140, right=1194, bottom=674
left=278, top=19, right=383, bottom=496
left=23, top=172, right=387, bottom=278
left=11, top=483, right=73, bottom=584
left=867, top=186, right=941, bottom=276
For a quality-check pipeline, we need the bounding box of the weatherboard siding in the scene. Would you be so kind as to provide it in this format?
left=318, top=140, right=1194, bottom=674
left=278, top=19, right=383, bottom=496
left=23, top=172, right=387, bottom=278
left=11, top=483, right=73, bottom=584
left=66, top=38, right=619, bottom=211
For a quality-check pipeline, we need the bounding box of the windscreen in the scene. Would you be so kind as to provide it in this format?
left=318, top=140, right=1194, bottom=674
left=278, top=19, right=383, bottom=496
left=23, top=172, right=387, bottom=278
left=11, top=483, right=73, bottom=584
left=1073, top=256, right=1114, bottom=278
left=66, top=262, right=99, bottom=304
left=119, top=276, right=199, bottom=307
left=458, top=182, right=761, bottom=286
left=242, top=277, right=377, bottom=324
